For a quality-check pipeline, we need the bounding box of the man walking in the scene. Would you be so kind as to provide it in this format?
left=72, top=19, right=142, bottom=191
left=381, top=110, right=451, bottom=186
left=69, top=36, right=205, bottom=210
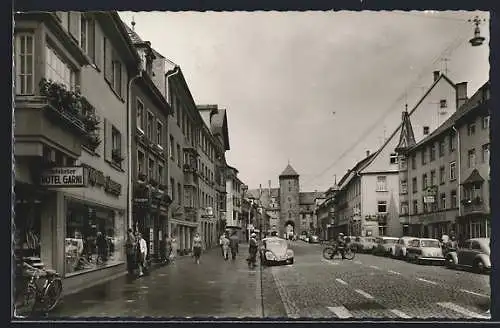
left=229, top=231, right=239, bottom=260
left=247, top=233, right=258, bottom=269
left=125, top=228, right=136, bottom=275
left=137, top=233, right=148, bottom=277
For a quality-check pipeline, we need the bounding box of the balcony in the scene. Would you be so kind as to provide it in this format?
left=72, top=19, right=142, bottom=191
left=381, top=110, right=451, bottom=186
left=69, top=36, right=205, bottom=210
left=462, top=198, right=488, bottom=215
left=184, top=164, right=198, bottom=187
left=15, top=79, right=100, bottom=159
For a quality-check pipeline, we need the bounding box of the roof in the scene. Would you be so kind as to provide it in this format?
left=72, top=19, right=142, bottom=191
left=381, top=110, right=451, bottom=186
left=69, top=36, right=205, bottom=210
left=123, top=23, right=144, bottom=44
left=337, top=152, right=377, bottom=190
left=409, top=81, right=489, bottom=151
left=394, top=109, right=416, bottom=153
left=210, top=108, right=230, bottom=151
left=279, top=164, right=299, bottom=177
left=299, top=192, right=324, bottom=204
left=462, top=169, right=485, bottom=185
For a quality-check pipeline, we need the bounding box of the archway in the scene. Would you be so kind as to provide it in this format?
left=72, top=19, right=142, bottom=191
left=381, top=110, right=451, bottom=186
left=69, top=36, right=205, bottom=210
left=284, top=220, right=295, bottom=240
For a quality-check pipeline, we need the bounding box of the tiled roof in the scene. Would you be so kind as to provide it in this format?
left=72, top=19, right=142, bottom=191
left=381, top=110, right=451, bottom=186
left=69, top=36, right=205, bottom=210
left=279, top=164, right=299, bottom=177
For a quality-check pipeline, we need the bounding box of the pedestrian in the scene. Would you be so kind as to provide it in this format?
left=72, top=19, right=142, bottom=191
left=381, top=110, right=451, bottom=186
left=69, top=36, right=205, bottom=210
left=125, top=228, right=137, bottom=275
left=229, top=231, right=239, bottom=260
left=219, top=233, right=226, bottom=257
left=192, top=232, right=203, bottom=264
left=221, top=233, right=230, bottom=260
left=96, top=231, right=107, bottom=264
left=247, top=233, right=258, bottom=268
left=137, top=233, right=148, bottom=277
left=168, top=233, right=178, bottom=263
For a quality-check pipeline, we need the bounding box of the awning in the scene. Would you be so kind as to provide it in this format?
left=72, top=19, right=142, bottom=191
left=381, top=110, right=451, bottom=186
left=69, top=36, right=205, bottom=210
left=461, top=169, right=485, bottom=185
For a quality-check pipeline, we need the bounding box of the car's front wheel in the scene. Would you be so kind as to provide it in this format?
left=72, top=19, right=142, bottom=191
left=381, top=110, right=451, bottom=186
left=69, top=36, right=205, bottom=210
left=473, top=259, right=485, bottom=274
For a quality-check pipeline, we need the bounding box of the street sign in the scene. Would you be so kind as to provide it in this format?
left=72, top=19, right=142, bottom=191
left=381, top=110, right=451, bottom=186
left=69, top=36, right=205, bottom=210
left=40, top=166, right=85, bottom=187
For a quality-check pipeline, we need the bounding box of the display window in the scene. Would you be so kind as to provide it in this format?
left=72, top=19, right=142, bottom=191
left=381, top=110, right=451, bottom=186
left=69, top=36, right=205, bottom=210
left=65, top=199, right=125, bottom=275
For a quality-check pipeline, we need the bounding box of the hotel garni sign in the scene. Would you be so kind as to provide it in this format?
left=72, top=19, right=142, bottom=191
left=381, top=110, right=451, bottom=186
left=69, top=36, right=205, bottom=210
left=40, top=165, right=122, bottom=196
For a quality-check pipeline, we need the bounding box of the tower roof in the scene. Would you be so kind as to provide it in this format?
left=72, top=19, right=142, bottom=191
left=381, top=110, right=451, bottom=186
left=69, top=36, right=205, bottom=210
left=279, top=164, right=299, bottom=178
left=394, top=109, right=416, bottom=153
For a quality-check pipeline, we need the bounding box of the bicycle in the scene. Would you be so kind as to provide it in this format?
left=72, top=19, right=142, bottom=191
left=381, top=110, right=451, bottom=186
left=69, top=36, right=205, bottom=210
left=15, top=265, right=63, bottom=317
left=322, top=242, right=356, bottom=260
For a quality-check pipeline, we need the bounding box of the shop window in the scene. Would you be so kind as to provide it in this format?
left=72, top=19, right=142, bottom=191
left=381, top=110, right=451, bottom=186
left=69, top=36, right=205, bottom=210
left=65, top=200, right=123, bottom=275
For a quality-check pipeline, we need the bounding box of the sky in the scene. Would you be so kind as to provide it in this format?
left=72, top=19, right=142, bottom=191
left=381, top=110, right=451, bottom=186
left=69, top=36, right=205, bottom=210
left=118, top=10, right=490, bottom=192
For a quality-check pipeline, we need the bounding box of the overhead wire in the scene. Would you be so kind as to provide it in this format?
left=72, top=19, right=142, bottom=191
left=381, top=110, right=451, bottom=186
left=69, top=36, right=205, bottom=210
left=302, top=18, right=472, bottom=191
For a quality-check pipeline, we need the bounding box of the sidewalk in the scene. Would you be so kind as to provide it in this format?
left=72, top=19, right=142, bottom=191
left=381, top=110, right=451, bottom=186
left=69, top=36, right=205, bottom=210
left=50, top=244, right=263, bottom=318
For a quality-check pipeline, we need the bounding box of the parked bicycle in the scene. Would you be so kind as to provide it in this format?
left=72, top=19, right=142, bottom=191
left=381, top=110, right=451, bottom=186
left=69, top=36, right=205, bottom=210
left=322, top=242, right=356, bottom=260
left=15, top=262, right=63, bottom=317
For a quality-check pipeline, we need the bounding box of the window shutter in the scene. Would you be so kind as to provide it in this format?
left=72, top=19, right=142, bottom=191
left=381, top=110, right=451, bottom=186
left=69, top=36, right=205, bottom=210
left=94, top=25, right=102, bottom=69
left=68, top=12, right=81, bottom=44
left=104, top=38, right=113, bottom=83
left=103, top=118, right=112, bottom=161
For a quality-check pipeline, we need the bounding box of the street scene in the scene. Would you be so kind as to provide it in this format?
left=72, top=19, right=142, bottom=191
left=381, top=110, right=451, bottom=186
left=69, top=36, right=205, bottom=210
left=12, top=9, right=491, bottom=321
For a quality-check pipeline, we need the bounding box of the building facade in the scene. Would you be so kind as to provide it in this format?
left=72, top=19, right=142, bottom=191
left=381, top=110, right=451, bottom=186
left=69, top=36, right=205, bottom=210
left=125, top=25, right=173, bottom=260
left=225, top=166, right=245, bottom=239
left=14, top=11, right=140, bottom=294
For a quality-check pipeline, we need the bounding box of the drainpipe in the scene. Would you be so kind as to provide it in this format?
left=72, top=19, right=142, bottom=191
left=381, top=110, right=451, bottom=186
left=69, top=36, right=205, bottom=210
left=127, top=70, right=143, bottom=231
left=452, top=126, right=461, bottom=234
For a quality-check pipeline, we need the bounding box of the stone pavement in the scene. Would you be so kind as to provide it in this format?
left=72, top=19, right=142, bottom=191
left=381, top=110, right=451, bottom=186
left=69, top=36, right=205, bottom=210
left=50, top=244, right=263, bottom=318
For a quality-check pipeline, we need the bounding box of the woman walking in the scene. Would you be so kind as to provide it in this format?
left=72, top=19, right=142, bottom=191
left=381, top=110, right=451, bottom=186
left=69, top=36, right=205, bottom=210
left=221, top=233, right=230, bottom=260
left=192, top=232, right=203, bottom=264
left=168, top=233, right=178, bottom=263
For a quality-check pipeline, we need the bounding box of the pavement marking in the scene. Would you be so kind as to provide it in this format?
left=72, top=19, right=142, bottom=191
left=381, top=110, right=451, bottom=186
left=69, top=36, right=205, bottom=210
left=321, top=259, right=339, bottom=265
left=354, top=260, right=362, bottom=264
left=389, top=309, right=412, bottom=318
left=437, top=302, right=490, bottom=319
left=369, top=265, right=380, bottom=270
left=354, top=289, right=375, bottom=300
left=388, top=270, right=401, bottom=275
left=327, top=306, right=353, bottom=318
left=417, top=278, right=438, bottom=285
left=335, top=278, right=348, bottom=285
left=460, top=289, right=490, bottom=298
left=271, top=267, right=301, bottom=318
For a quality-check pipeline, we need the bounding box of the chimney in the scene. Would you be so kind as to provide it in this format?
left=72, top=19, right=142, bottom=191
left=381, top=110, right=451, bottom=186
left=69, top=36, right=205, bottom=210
left=433, top=70, right=440, bottom=82
left=366, top=150, right=370, bottom=157
left=456, top=82, right=468, bottom=109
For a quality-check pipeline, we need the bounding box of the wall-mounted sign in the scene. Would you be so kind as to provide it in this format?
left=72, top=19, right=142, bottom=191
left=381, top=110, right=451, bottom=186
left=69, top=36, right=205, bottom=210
left=83, top=164, right=122, bottom=196
left=149, top=228, right=154, bottom=255
left=40, top=166, right=85, bottom=187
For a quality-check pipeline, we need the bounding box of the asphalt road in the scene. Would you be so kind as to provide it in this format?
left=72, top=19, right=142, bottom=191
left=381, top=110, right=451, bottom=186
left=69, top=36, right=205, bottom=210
left=47, top=241, right=490, bottom=319
left=262, top=241, right=491, bottom=319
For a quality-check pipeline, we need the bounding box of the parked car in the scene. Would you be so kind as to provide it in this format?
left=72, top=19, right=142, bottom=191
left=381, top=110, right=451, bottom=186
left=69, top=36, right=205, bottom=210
left=406, top=238, right=445, bottom=264
left=445, top=238, right=490, bottom=274
left=372, top=237, right=399, bottom=256
left=260, top=236, right=294, bottom=265
left=393, top=236, right=417, bottom=259
left=308, top=235, right=320, bottom=243
left=299, top=234, right=308, bottom=242
left=352, top=236, right=377, bottom=253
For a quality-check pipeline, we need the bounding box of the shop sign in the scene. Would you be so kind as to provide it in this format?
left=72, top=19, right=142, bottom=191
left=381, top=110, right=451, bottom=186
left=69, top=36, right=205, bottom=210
left=424, top=186, right=437, bottom=203
left=40, top=166, right=85, bottom=187
left=84, top=164, right=122, bottom=196
left=149, top=228, right=154, bottom=255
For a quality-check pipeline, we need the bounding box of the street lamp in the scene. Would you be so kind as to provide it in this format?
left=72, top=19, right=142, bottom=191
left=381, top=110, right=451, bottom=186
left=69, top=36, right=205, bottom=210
left=468, top=16, right=486, bottom=47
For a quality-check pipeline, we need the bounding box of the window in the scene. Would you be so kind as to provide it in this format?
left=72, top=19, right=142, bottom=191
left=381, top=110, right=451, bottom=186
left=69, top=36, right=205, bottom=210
left=137, top=150, right=144, bottom=174
left=80, top=16, right=95, bottom=61
left=176, top=99, right=180, bottom=126
left=467, top=149, right=476, bottom=168
left=440, top=99, right=447, bottom=108
left=482, top=116, right=490, bottom=130
left=430, top=170, right=436, bottom=186
left=467, top=123, right=476, bottom=136
left=170, top=178, right=175, bottom=201
left=146, top=111, right=154, bottom=141
left=422, top=174, right=427, bottom=190
left=413, top=200, right=418, bottom=214
left=440, top=193, right=446, bottom=210
left=135, top=99, right=145, bottom=131
left=451, top=190, right=457, bottom=208
left=45, top=44, right=76, bottom=92
left=177, top=144, right=181, bottom=166
left=377, top=201, right=387, bottom=213
left=439, top=166, right=445, bottom=185
left=449, top=132, right=456, bottom=153
left=400, top=201, right=409, bottom=215
left=430, top=143, right=436, bottom=161
left=15, top=34, right=35, bottom=94
left=482, top=144, right=490, bottom=164
left=449, top=162, right=456, bottom=180
left=376, top=176, right=387, bottom=192
left=177, top=183, right=182, bottom=205
left=112, top=61, right=122, bottom=96
left=412, top=177, right=417, bottom=193
left=158, top=163, right=164, bottom=184
left=400, top=180, right=408, bottom=194
left=111, top=126, right=122, bottom=164
left=148, top=158, right=155, bottom=180
left=439, top=139, right=445, bottom=157
left=421, top=149, right=427, bottom=165
left=156, top=121, right=163, bottom=147
left=169, top=135, right=174, bottom=160
left=64, top=200, right=123, bottom=275
left=389, top=153, right=398, bottom=164
left=423, top=126, right=430, bottom=135
left=411, top=154, right=416, bottom=170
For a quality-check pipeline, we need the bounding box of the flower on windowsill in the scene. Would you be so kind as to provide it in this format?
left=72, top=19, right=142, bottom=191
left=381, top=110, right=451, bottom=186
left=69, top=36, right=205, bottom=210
left=111, top=149, right=124, bottom=163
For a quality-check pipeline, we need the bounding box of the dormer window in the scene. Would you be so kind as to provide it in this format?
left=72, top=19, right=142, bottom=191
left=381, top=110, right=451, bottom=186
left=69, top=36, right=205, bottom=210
left=423, top=126, right=430, bottom=135
left=389, top=153, right=398, bottom=164
left=440, top=99, right=447, bottom=108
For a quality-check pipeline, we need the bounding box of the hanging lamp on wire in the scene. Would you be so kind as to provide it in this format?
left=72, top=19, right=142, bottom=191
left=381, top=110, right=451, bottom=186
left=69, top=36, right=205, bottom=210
left=468, top=16, right=487, bottom=47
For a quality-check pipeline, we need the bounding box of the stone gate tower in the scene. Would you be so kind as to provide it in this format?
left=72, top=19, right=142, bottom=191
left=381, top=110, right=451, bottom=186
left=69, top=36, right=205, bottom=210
left=279, top=163, right=300, bottom=237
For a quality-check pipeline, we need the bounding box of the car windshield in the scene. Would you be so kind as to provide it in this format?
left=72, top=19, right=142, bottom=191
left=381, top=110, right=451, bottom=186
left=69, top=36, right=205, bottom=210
left=420, top=240, right=440, bottom=248
left=266, top=239, right=287, bottom=249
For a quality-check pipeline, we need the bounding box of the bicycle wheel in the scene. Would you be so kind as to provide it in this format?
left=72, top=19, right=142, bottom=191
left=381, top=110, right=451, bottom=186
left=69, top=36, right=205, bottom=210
left=43, top=278, right=63, bottom=312
left=322, top=247, right=335, bottom=260
left=15, top=284, right=37, bottom=317
left=344, top=246, right=356, bottom=260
